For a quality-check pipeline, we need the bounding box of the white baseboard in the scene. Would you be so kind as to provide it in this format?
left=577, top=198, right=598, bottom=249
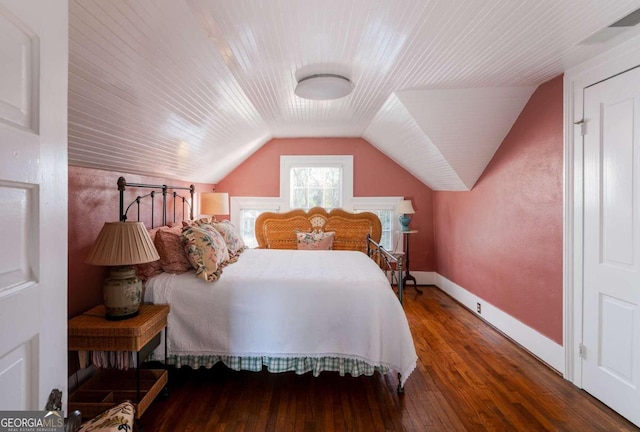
left=386, top=271, right=436, bottom=286
left=409, top=271, right=436, bottom=285
left=434, top=273, right=564, bottom=374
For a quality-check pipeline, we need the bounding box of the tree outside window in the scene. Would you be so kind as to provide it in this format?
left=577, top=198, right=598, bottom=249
left=290, top=166, right=342, bottom=210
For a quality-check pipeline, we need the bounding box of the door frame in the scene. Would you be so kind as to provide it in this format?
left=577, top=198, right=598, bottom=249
left=564, top=31, right=640, bottom=386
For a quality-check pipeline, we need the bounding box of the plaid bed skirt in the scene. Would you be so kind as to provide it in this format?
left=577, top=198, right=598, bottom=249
left=157, top=354, right=390, bottom=377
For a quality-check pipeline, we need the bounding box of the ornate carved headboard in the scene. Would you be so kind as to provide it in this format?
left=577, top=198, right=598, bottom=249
left=255, top=207, right=382, bottom=252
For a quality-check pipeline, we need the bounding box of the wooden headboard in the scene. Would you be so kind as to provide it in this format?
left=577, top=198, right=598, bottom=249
left=255, top=207, right=382, bottom=252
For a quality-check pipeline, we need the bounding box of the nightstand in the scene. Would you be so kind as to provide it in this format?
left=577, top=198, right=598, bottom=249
left=68, top=304, right=169, bottom=420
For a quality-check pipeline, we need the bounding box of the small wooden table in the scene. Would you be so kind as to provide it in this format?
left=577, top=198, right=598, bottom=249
left=68, top=304, right=169, bottom=419
left=401, top=230, right=422, bottom=294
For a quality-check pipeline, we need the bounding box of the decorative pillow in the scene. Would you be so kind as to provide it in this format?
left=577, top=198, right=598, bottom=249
left=296, top=231, right=335, bottom=250
left=78, top=400, right=135, bottom=432
left=154, top=225, right=192, bottom=274
left=135, top=226, right=164, bottom=280
left=212, top=220, right=248, bottom=257
left=198, top=224, right=234, bottom=266
left=182, top=224, right=231, bottom=282
left=182, top=217, right=211, bottom=227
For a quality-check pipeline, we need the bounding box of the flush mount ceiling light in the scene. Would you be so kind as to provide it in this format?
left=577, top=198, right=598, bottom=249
left=295, top=74, right=354, bottom=100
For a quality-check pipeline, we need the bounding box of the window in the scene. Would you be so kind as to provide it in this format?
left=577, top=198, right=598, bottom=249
left=290, top=166, right=341, bottom=210
left=230, top=157, right=402, bottom=251
left=280, top=155, right=353, bottom=211
left=353, top=197, right=403, bottom=252
left=230, top=197, right=281, bottom=248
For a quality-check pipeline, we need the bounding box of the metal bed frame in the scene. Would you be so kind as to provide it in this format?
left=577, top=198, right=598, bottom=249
left=117, top=176, right=195, bottom=226
left=366, top=236, right=406, bottom=305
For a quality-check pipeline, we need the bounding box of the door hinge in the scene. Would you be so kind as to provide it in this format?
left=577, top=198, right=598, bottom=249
left=579, top=343, right=586, bottom=359
left=574, top=119, right=586, bottom=136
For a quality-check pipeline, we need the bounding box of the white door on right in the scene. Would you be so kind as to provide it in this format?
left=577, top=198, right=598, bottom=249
left=583, top=65, right=640, bottom=427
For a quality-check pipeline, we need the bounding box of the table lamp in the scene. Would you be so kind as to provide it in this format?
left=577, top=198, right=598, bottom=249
left=85, top=221, right=160, bottom=320
left=397, top=199, right=415, bottom=231
left=200, top=192, right=229, bottom=220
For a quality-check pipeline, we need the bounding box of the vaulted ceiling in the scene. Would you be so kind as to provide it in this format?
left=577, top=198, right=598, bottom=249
left=68, top=0, right=640, bottom=190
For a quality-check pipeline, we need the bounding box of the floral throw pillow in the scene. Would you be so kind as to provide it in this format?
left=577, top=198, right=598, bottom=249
left=296, top=231, right=335, bottom=250
left=212, top=220, right=248, bottom=257
left=78, top=400, right=134, bottom=432
left=182, top=224, right=231, bottom=282
left=182, top=217, right=211, bottom=227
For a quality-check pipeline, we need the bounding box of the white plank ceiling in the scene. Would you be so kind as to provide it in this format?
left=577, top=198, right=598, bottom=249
left=68, top=0, right=640, bottom=190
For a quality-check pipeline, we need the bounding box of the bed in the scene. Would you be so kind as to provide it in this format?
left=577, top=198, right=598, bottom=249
left=117, top=178, right=417, bottom=390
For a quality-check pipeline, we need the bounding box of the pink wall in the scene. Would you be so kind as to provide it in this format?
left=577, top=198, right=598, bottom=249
left=434, top=76, right=564, bottom=344
left=68, top=166, right=213, bottom=318
left=216, top=137, right=435, bottom=271
left=69, top=77, right=562, bottom=340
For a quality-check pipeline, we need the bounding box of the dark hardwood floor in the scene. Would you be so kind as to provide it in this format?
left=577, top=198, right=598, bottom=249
left=140, top=286, right=638, bottom=431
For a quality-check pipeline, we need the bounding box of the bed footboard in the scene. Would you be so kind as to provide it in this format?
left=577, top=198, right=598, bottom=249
left=366, top=235, right=405, bottom=304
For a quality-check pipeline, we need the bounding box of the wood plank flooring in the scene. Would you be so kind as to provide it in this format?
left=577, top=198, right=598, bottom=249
left=139, top=286, right=638, bottom=431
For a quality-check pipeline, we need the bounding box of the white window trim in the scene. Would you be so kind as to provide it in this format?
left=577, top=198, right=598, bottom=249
left=280, top=155, right=354, bottom=211
left=231, top=161, right=404, bottom=252
left=352, top=196, right=404, bottom=253
left=230, top=196, right=282, bottom=232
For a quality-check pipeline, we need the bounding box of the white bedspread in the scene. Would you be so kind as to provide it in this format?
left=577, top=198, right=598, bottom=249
left=145, top=249, right=417, bottom=384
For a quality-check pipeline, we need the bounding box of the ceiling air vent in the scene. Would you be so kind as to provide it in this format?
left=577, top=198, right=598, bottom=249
left=579, top=7, right=640, bottom=45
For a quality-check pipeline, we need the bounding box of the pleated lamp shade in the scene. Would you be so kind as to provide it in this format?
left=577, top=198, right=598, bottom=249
left=86, top=221, right=159, bottom=266
left=396, top=200, right=415, bottom=215
left=200, top=192, right=229, bottom=216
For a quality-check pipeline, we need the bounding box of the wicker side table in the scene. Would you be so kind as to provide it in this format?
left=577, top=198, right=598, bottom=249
left=68, top=304, right=169, bottom=420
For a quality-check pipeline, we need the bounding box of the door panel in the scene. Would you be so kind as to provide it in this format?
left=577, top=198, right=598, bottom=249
left=0, top=0, right=67, bottom=411
left=601, top=97, right=635, bottom=267
left=0, top=6, right=37, bottom=132
left=0, top=184, right=36, bottom=290
left=600, top=295, right=634, bottom=383
left=583, top=66, right=640, bottom=427
left=0, top=337, right=35, bottom=410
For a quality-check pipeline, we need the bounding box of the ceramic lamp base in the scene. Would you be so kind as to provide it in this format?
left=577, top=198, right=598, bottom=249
left=399, top=214, right=412, bottom=231
left=103, top=266, right=142, bottom=321
left=106, top=310, right=139, bottom=321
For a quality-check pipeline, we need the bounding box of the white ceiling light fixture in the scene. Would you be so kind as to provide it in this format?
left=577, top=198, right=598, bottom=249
left=295, top=74, right=354, bottom=100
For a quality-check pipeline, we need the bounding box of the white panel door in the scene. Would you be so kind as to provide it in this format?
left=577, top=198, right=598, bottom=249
left=583, top=66, right=640, bottom=427
left=0, top=1, right=68, bottom=411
